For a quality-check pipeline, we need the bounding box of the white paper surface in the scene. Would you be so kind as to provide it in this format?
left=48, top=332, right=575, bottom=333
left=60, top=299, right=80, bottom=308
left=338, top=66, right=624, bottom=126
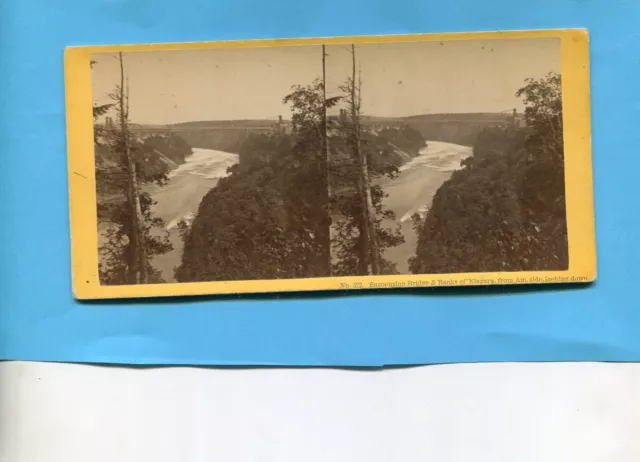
left=1, top=361, right=639, bottom=462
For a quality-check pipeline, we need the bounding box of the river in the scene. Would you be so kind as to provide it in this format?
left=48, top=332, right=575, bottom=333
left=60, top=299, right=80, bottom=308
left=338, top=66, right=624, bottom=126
left=147, top=148, right=239, bottom=281
left=379, top=140, right=473, bottom=273
left=146, top=141, right=470, bottom=281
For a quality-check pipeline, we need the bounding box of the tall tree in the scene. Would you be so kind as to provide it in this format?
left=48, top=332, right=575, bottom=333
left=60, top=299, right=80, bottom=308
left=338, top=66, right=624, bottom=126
left=115, top=52, right=148, bottom=283
left=329, top=46, right=405, bottom=276
left=322, top=45, right=332, bottom=274
left=94, top=54, right=174, bottom=285
left=338, top=44, right=381, bottom=274
left=516, top=72, right=563, bottom=162
left=284, top=79, right=340, bottom=276
left=177, top=79, right=337, bottom=282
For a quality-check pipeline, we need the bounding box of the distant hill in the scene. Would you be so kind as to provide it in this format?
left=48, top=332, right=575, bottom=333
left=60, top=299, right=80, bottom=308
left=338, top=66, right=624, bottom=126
left=129, top=119, right=285, bottom=131
left=171, top=119, right=281, bottom=129
left=363, top=112, right=523, bottom=146
left=129, top=119, right=289, bottom=152
left=405, top=112, right=518, bottom=123
left=127, top=112, right=522, bottom=151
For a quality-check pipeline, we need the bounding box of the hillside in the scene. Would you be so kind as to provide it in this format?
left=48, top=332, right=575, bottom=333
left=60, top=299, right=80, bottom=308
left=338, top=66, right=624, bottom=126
left=175, top=131, right=330, bottom=282
left=363, top=112, right=521, bottom=147
left=409, top=125, right=567, bottom=274
left=176, top=124, right=425, bottom=281
left=409, top=74, right=566, bottom=274
left=128, top=112, right=518, bottom=153
left=95, top=132, right=193, bottom=214
left=171, top=119, right=281, bottom=129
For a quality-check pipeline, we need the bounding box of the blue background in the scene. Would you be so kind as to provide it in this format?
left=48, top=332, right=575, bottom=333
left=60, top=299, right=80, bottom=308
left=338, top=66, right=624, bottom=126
left=0, top=0, right=637, bottom=366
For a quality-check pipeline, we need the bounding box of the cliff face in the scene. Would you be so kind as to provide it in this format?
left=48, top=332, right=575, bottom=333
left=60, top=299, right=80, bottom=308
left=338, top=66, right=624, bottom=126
left=373, top=125, right=426, bottom=167
left=142, top=134, right=192, bottom=165
left=376, top=126, right=426, bottom=157
left=94, top=133, right=193, bottom=209
left=166, top=129, right=267, bottom=153
left=126, top=134, right=189, bottom=180
left=329, top=125, right=426, bottom=194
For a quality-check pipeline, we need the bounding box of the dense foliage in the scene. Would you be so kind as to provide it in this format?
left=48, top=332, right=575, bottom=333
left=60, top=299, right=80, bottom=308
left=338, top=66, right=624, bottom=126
left=409, top=73, right=567, bottom=273
left=98, top=189, right=173, bottom=284
left=176, top=78, right=426, bottom=281
left=142, top=134, right=193, bottom=166
left=176, top=81, right=331, bottom=281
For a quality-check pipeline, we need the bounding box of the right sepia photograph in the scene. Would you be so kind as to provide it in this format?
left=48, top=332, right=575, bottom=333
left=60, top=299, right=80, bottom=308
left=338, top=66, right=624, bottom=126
left=326, top=37, right=566, bottom=276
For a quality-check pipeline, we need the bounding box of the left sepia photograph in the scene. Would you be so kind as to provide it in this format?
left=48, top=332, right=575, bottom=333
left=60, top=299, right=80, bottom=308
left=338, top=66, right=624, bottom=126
left=91, top=46, right=331, bottom=285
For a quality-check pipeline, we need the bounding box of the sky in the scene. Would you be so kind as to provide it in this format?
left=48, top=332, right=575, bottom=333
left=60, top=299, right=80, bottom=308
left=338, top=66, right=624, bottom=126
left=91, top=37, right=560, bottom=125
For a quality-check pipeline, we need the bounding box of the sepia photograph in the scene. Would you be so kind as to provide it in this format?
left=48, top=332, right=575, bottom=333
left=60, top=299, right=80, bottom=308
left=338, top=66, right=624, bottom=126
left=91, top=45, right=332, bottom=284
left=324, top=38, right=566, bottom=276
left=68, top=30, right=594, bottom=297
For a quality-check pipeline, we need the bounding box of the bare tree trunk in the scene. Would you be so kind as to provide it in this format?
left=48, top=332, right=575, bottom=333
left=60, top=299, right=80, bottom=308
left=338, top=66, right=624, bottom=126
left=119, top=52, right=148, bottom=284
left=348, top=47, right=370, bottom=274
left=322, top=45, right=332, bottom=276
left=349, top=44, right=380, bottom=275
left=358, top=65, right=380, bottom=274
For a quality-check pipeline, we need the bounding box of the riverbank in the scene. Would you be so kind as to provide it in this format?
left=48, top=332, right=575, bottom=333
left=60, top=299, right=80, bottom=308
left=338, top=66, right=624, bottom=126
left=378, top=140, right=473, bottom=273
left=100, top=141, right=471, bottom=281
left=148, top=148, right=239, bottom=281
left=97, top=148, right=237, bottom=282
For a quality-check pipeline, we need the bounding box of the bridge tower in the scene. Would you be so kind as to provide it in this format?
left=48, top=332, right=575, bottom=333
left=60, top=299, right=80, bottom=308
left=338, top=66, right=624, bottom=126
left=339, top=108, right=347, bottom=125
left=105, top=116, right=115, bottom=132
